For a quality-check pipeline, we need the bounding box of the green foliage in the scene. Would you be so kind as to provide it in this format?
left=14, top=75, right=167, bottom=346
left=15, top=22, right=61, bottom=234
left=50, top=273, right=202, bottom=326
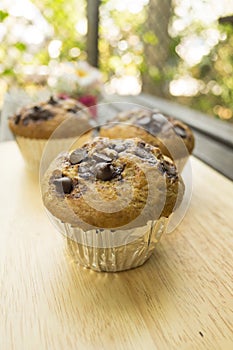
left=98, top=2, right=146, bottom=84
left=0, top=0, right=232, bottom=122
left=14, top=42, right=27, bottom=52
left=148, top=66, right=161, bottom=82
left=2, top=68, right=14, bottom=76
left=0, top=10, right=8, bottom=22
left=0, top=0, right=86, bottom=102
left=143, top=31, right=158, bottom=45
left=182, top=23, right=233, bottom=119
left=31, top=0, right=86, bottom=59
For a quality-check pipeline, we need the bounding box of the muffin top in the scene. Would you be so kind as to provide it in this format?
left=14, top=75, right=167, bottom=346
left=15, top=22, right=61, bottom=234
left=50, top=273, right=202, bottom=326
left=100, top=108, right=195, bottom=155
left=8, top=96, right=94, bottom=139
left=42, top=137, right=184, bottom=230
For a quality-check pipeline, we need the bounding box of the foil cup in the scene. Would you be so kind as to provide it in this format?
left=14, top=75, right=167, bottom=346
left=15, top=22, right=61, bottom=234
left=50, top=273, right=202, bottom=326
left=49, top=212, right=168, bottom=272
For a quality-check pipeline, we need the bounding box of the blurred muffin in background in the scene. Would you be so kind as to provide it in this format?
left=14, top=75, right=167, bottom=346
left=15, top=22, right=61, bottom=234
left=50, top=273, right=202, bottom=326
left=99, top=108, right=195, bottom=171
left=9, top=95, right=95, bottom=173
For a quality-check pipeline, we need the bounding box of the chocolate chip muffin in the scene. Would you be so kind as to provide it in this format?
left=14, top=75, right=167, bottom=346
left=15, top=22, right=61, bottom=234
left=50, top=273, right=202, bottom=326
left=8, top=96, right=95, bottom=172
left=42, top=137, right=184, bottom=272
left=99, top=108, right=195, bottom=171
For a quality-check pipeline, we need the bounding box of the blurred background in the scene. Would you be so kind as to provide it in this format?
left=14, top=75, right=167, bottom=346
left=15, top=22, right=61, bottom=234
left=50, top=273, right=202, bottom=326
left=0, top=0, right=233, bottom=122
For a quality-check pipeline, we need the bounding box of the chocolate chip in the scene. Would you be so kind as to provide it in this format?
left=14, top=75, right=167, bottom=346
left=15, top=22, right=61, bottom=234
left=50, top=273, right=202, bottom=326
left=114, top=144, right=126, bottom=153
left=103, top=148, right=118, bottom=159
left=48, top=96, right=58, bottom=105
left=33, top=105, right=41, bottom=112
left=163, top=161, right=177, bottom=176
left=90, top=164, right=98, bottom=174
left=30, top=109, right=54, bottom=121
left=174, top=125, right=186, bottom=138
left=93, top=153, right=112, bottom=163
left=149, top=124, right=161, bottom=135
left=152, top=113, right=166, bottom=124
left=95, top=163, right=115, bottom=181
left=158, top=162, right=166, bottom=174
left=22, top=117, right=30, bottom=125
left=137, top=115, right=151, bottom=125
left=158, top=161, right=177, bottom=176
left=149, top=113, right=168, bottom=135
left=78, top=165, right=90, bottom=173
left=14, top=114, right=21, bottom=125
left=67, top=108, right=78, bottom=113
left=161, top=122, right=172, bottom=133
left=79, top=172, right=93, bottom=179
left=54, top=177, right=73, bottom=194
left=135, top=147, right=151, bottom=159
left=41, top=110, right=54, bottom=119
left=137, top=140, right=146, bottom=147
left=29, top=114, right=40, bottom=121
left=70, top=149, right=87, bottom=164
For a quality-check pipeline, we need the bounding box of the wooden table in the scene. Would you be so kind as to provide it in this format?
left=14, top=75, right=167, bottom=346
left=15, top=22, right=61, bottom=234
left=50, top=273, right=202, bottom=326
left=0, top=141, right=233, bottom=350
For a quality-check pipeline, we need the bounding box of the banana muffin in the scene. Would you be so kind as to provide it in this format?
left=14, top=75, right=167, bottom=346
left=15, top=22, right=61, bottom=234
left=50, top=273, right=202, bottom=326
left=42, top=137, right=184, bottom=271
left=99, top=108, right=195, bottom=171
left=9, top=96, right=95, bottom=172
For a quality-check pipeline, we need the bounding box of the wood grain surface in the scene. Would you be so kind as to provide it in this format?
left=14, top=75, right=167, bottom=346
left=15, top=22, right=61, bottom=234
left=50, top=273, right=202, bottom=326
left=0, top=141, right=232, bottom=350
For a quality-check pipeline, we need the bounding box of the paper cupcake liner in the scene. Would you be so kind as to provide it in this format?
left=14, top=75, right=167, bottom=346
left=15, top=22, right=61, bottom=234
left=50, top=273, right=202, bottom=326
left=15, top=134, right=92, bottom=174
left=16, top=136, right=48, bottom=173
left=49, top=213, right=168, bottom=272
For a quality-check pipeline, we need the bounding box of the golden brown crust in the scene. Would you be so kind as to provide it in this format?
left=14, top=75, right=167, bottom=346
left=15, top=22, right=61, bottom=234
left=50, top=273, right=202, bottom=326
left=42, top=137, right=184, bottom=230
left=99, top=108, right=195, bottom=158
left=8, top=96, right=93, bottom=139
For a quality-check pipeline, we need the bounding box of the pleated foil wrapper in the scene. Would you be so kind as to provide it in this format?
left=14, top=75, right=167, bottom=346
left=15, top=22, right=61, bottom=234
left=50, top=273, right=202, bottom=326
left=49, top=212, right=169, bottom=272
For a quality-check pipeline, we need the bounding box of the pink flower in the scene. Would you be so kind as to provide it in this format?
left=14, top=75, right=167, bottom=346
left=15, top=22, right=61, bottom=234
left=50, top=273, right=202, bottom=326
left=57, top=93, right=97, bottom=118
left=78, top=95, right=97, bottom=118
left=78, top=95, right=97, bottom=107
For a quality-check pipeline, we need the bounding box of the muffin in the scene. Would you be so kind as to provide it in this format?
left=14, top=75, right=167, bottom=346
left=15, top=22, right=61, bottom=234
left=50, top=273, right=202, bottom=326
left=42, top=137, right=184, bottom=272
left=8, top=95, right=95, bottom=172
left=99, top=108, right=195, bottom=171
